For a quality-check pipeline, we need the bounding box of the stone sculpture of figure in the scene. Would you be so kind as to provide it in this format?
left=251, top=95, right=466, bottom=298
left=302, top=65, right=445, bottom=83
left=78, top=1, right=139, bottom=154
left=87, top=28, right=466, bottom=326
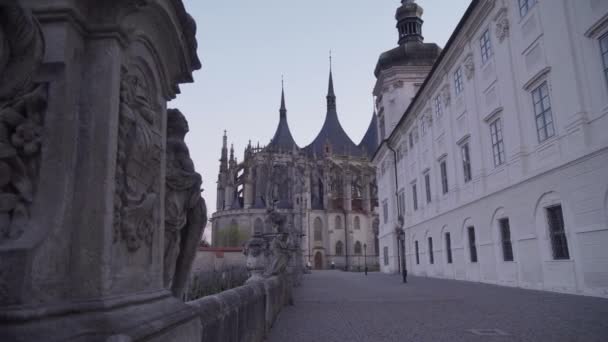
left=264, top=231, right=290, bottom=277
left=163, top=108, right=207, bottom=298
left=243, top=234, right=268, bottom=283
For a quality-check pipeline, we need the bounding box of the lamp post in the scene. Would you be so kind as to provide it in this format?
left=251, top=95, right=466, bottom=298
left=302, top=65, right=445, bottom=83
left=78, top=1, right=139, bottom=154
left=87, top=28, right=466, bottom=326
left=364, top=243, right=367, bottom=276
left=396, top=215, right=407, bottom=283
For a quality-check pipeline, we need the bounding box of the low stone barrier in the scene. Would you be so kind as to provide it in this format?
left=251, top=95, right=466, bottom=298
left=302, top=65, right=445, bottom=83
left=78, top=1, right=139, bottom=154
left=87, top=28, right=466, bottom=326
left=187, top=275, right=292, bottom=342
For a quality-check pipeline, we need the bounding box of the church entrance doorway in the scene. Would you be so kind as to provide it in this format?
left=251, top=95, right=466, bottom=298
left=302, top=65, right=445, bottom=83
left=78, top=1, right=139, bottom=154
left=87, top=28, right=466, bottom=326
left=314, top=252, right=323, bottom=269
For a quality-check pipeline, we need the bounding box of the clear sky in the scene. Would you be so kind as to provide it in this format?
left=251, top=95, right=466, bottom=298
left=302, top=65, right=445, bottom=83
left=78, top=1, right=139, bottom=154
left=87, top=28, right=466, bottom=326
left=171, top=0, right=471, bottom=236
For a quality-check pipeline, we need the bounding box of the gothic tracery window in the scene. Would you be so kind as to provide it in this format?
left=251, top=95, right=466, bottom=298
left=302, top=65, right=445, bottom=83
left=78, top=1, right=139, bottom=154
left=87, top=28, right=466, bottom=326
left=354, top=241, right=362, bottom=255
left=335, top=241, right=344, bottom=256
left=314, top=217, right=323, bottom=242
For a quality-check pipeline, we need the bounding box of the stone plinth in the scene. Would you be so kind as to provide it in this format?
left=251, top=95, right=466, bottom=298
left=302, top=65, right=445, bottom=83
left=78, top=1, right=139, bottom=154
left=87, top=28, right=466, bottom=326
left=0, top=1, right=202, bottom=340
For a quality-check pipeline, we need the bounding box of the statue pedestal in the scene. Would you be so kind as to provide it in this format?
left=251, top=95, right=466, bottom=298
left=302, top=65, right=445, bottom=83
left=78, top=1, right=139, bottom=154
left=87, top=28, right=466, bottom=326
left=0, top=1, right=202, bottom=341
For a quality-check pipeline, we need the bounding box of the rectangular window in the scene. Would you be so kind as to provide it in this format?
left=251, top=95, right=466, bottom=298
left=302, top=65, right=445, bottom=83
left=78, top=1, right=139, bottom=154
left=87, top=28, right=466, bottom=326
left=434, top=96, right=443, bottom=118
left=490, top=118, right=506, bottom=167
left=468, top=226, right=478, bottom=263
left=440, top=160, right=449, bottom=194
left=428, top=237, right=434, bottom=264
left=480, top=29, right=493, bottom=64
left=519, top=0, right=536, bottom=18
left=398, top=190, right=406, bottom=216
left=415, top=240, right=420, bottom=265
left=383, top=246, right=389, bottom=265
left=424, top=173, right=431, bottom=203
left=454, top=68, right=464, bottom=95
left=547, top=205, right=570, bottom=260
left=499, top=218, right=514, bottom=262
left=412, top=183, right=418, bottom=211
left=461, top=142, right=472, bottom=183
left=409, top=132, right=414, bottom=148
left=445, top=232, right=453, bottom=264
left=379, top=115, right=386, bottom=140
left=532, top=82, right=555, bottom=143
left=601, top=33, right=608, bottom=89
left=382, top=200, right=389, bottom=223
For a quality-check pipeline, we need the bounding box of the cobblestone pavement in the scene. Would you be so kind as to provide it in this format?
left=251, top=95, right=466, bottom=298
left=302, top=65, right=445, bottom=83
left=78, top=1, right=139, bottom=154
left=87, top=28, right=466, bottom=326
left=267, top=271, right=608, bottom=342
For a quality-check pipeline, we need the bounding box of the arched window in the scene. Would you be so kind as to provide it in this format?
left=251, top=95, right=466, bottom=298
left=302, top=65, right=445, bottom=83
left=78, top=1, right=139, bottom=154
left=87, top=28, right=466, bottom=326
left=314, top=217, right=323, bottom=242
left=335, top=241, right=343, bottom=256
left=335, top=215, right=343, bottom=230
left=354, top=216, right=361, bottom=230
left=253, top=218, right=264, bottom=234
left=354, top=241, right=362, bottom=255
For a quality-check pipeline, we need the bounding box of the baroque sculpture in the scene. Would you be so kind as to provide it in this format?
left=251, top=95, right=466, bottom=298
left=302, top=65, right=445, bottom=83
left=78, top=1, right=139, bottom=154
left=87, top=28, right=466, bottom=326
left=114, top=67, right=161, bottom=252
left=164, top=108, right=207, bottom=297
left=0, top=1, right=46, bottom=243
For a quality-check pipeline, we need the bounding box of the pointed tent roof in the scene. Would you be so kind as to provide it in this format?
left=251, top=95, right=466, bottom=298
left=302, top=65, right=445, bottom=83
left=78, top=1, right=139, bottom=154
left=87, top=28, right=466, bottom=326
left=359, top=110, right=379, bottom=156
left=267, top=81, right=299, bottom=152
left=304, top=68, right=362, bottom=157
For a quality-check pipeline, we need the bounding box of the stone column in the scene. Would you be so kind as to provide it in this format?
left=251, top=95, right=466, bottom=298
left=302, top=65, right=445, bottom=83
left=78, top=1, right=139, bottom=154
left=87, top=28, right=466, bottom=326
left=0, top=1, right=203, bottom=341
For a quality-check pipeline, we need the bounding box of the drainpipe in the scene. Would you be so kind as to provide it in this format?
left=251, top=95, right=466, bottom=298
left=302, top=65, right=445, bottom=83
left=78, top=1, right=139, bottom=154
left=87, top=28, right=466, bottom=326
left=387, top=143, right=407, bottom=283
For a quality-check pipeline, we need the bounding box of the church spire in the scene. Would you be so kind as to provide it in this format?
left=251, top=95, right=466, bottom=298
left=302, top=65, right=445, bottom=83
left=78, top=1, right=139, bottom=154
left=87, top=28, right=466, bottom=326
left=280, top=76, right=287, bottom=119
left=327, top=51, right=336, bottom=112
left=220, top=130, right=228, bottom=172
left=396, top=0, right=424, bottom=45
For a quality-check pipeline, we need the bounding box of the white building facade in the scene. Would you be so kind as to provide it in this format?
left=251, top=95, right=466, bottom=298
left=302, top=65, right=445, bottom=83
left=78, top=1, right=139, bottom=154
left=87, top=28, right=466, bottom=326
left=373, top=0, right=608, bottom=297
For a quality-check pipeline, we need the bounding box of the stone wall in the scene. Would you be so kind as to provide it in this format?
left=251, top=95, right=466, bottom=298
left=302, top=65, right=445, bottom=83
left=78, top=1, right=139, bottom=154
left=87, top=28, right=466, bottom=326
left=187, top=276, right=292, bottom=342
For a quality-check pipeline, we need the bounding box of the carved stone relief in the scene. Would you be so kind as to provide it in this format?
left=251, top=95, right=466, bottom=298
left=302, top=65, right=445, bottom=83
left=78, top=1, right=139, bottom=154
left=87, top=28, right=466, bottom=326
left=113, top=66, right=162, bottom=252
left=441, top=84, right=451, bottom=106
left=0, top=3, right=46, bottom=244
left=464, top=54, right=475, bottom=80
left=496, top=16, right=510, bottom=43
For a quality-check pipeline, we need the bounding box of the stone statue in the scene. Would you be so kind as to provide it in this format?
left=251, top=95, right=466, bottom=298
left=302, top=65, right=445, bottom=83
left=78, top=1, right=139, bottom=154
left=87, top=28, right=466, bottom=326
left=243, top=234, right=268, bottom=283
left=163, top=108, right=207, bottom=298
left=264, top=230, right=290, bottom=277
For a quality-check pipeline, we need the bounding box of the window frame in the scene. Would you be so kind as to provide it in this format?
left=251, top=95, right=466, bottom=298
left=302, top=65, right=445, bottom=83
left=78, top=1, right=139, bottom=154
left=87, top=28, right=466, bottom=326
left=382, top=200, right=389, bottom=223
left=445, top=232, right=453, bottom=264
left=480, top=29, right=493, bottom=64
left=532, top=81, right=555, bottom=143
left=468, top=226, right=478, bottom=263
left=428, top=237, right=434, bottom=264
left=335, top=240, right=344, bottom=256
left=411, top=183, right=418, bottom=211
left=490, top=117, right=506, bottom=167
left=499, top=218, right=514, bottom=262
left=354, top=241, right=362, bottom=255
left=461, top=142, right=472, bottom=183
left=518, top=0, right=536, bottom=18
left=546, top=205, right=570, bottom=260
left=383, top=246, right=389, bottom=265
left=424, top=172, right=432, bottom=204
left=434, top=95, right=443, bottom=118
left=454, top=67, right=464, bottom=95
left=440, top=160, right=449, bottom=195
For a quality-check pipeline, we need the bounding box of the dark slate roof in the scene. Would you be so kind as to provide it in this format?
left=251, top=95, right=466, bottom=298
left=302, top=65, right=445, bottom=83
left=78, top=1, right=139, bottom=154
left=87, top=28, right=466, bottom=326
left=374, top=41, right=441, bottom=77
left=359, top=111, right=378, bottom=157
left=304, top=71, right=362, bottom=157
left=267, top=87, right=299, bottom=152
